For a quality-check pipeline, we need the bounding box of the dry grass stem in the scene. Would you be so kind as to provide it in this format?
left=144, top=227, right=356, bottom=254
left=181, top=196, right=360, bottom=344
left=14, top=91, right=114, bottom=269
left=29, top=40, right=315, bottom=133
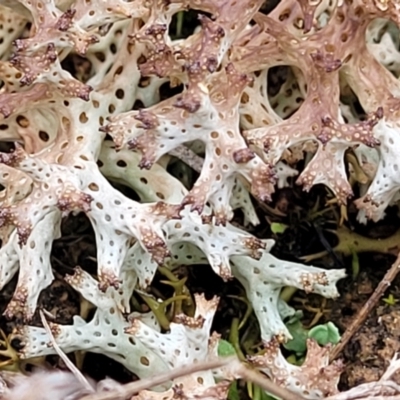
left=39, top=310, right=95, bottom=394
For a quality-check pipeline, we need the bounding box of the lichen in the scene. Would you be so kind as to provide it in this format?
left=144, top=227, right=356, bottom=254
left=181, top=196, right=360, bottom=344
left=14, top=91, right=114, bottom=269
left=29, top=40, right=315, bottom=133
left=1, top=0, right=399, bottom=397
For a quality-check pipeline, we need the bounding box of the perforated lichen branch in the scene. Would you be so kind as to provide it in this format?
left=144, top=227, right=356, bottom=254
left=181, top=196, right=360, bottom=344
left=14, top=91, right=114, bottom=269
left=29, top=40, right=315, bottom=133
left=238, top=12, right=384, bottom=205
left=249, top=338, right=344, bottom=398
left=0, top=142, right=182, bottom=316
left=13, top=267, right=171, bottom=382
left=231, top=252, right=346, bottom=341
left=105, top=64, right=276, bottom=224
left=0, top=211, right=61, bottom=320
left=0, top=11, right=185, bottom=317
left=124, top=294, right=233, bottom=400
left=2, top=0, right=400, bottom=398
left=97, top=141, right=347, bottom=341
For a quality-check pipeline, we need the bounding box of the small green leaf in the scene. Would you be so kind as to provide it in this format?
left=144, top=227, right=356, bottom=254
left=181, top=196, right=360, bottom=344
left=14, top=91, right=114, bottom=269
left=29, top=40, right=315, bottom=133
left=228, top=381, right=240, bottom=400
left=283, top=320, right=308, bottom=354
left=308, top=322, right=340, bottom=346
left=260, top=390, right=279, bottom=400
left=218, top=339, right=236, bottom=357
left=383, top=293, right=398, bottom=306
left=270, top=222, right=288, bottom=234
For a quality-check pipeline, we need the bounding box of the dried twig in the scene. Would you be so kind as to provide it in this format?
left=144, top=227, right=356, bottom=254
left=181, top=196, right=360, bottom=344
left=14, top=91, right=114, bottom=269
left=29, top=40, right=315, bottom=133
left=80, top=358, right=233, bottom=400
left=330, top=252, right=400, bottom=362
left=79, top=357, right=304, bottom=400
left=236, top=362, right=306, bottom=400
left=325, top=382, right=395, bottom=400
left=169, top=145, right=203, bottom=173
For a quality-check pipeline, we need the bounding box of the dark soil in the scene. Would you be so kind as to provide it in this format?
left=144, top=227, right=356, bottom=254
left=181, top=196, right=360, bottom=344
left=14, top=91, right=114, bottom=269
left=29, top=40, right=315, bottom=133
left=330, top=254, right=400, bottom=389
